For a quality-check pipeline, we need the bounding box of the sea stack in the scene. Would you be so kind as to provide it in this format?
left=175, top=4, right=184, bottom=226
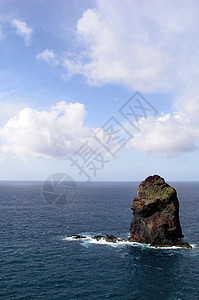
left=129, top=175, right=191, bottom=248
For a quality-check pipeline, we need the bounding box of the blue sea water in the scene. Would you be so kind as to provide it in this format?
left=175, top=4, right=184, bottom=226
left=0, top=181, right=198, bottom=299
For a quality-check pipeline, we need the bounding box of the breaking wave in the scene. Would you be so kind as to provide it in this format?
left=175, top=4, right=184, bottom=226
left=63, top=234, right=196, bottom=250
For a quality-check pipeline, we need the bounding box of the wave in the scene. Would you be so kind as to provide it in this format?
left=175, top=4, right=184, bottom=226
left=63, top=234, right=197, bottom=250
left=150, top=244, right=197, bottom=250
left=63, top=235, right=139, bottom=248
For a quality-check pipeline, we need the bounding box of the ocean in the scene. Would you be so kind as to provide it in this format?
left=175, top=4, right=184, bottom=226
left=0, top=181, right=198, bottom=299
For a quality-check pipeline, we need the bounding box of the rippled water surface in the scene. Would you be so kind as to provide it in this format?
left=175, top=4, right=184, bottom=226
left=0, top=181, right=198, bottom=299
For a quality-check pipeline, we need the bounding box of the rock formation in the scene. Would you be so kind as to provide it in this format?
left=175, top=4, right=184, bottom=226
left=71, top=175, right=191, bottom=248
left=129, top=175, right=191, bottom=248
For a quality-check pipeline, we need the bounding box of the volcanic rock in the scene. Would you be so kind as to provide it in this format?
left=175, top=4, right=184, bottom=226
left=129, top=175, right=191, bottom=248
left=105, top=234, right=120, bottom=243
left=92, top=235, right=105, bottom=241
left=72, top=235, right=87, bottom=239
left=92, top=234, right=121, bottom=242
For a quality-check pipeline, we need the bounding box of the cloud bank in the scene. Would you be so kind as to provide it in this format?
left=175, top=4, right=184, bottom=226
left=0, top=97, right=198, bottom=160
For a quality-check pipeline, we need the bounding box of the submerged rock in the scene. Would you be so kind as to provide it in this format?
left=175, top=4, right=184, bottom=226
left=129, top=175, right=191, bottom=248
left=72, top=235, right=87, bottom=239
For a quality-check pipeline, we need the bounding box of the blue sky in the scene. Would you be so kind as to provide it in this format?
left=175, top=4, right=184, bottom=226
left=0, top=0, right=199, bottom=181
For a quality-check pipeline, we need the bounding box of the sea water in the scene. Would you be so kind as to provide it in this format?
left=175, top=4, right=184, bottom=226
left=0, top=181, right=198, bottom=299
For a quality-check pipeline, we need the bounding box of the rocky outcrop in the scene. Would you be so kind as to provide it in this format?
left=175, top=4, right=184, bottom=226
left=70, top=175, right=191, bottom=248
left=72, top=235, right=87, bottom=239
left=72, top=234, right=126, bottom=243
left=105, top=234, right=121, bottom=243
left=129, top=175, right=191, bottom=248
left=92, top=235, right=106, bottom=241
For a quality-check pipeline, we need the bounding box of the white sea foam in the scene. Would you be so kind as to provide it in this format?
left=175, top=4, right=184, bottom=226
left=150, top=243, right=197, bottom=250
left=88, top=237, right=140, bottom=247
left=150, top=245, right=185, bottom=250
left=63, top=237, right=74, bottom=241
left=63, top=234, right=146, bottom=248
left=63, top=234, right=197, bottom=250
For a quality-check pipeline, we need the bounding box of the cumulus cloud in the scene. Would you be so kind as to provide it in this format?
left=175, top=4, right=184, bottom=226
left=12, top=18, right=33, bottom=45
left=129, top=113, right=198, bottom=157
left=63, top=0, right=199, bottom=93
left=64, top=8, right=170, bottom=92
left=0, top=101, right=93, bottom=160
left=126, top=83, right=199, bottom=157
left=2, top=0, right=199, bottom=159
left=62, top=0, right=199, bottom=157
left=177, top=92, right=199, bottom=125
left=36, top=49, right=58, bottom=64
left=0, top=98, right=198, bottom=160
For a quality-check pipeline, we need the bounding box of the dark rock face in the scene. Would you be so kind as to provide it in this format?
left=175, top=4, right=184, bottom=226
left=105, top=234, right=121, bottom=243
left=129, top=175, right=191, bottom=248
left=92, top=235, right=105, bottom=241
left=92, top=235, right=121, bottom=243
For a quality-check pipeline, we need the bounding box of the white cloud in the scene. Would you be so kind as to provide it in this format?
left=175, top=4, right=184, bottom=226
left=129, top=112, right=198, bottom=157
left=0, top=98, right=198, bottom=160
left=36, top=49, right=58, bottom=64
left=63, top=0, right=199, bottom=93
left=0, top=101, right=93, bottom=160
left=12, top=18, right=33, bottom=45
left=177, top=92, right=199, bottom=125
left=0, top=101, right=27, bottom=123
left=63, top=0, right=199, bottom=157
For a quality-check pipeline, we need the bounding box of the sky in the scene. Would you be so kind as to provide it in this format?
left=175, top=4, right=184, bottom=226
left=0, top=0, right=199, bottom=181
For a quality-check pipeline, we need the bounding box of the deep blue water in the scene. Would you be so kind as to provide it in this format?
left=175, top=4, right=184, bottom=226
left=0, top=181, right=198, bottom=299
